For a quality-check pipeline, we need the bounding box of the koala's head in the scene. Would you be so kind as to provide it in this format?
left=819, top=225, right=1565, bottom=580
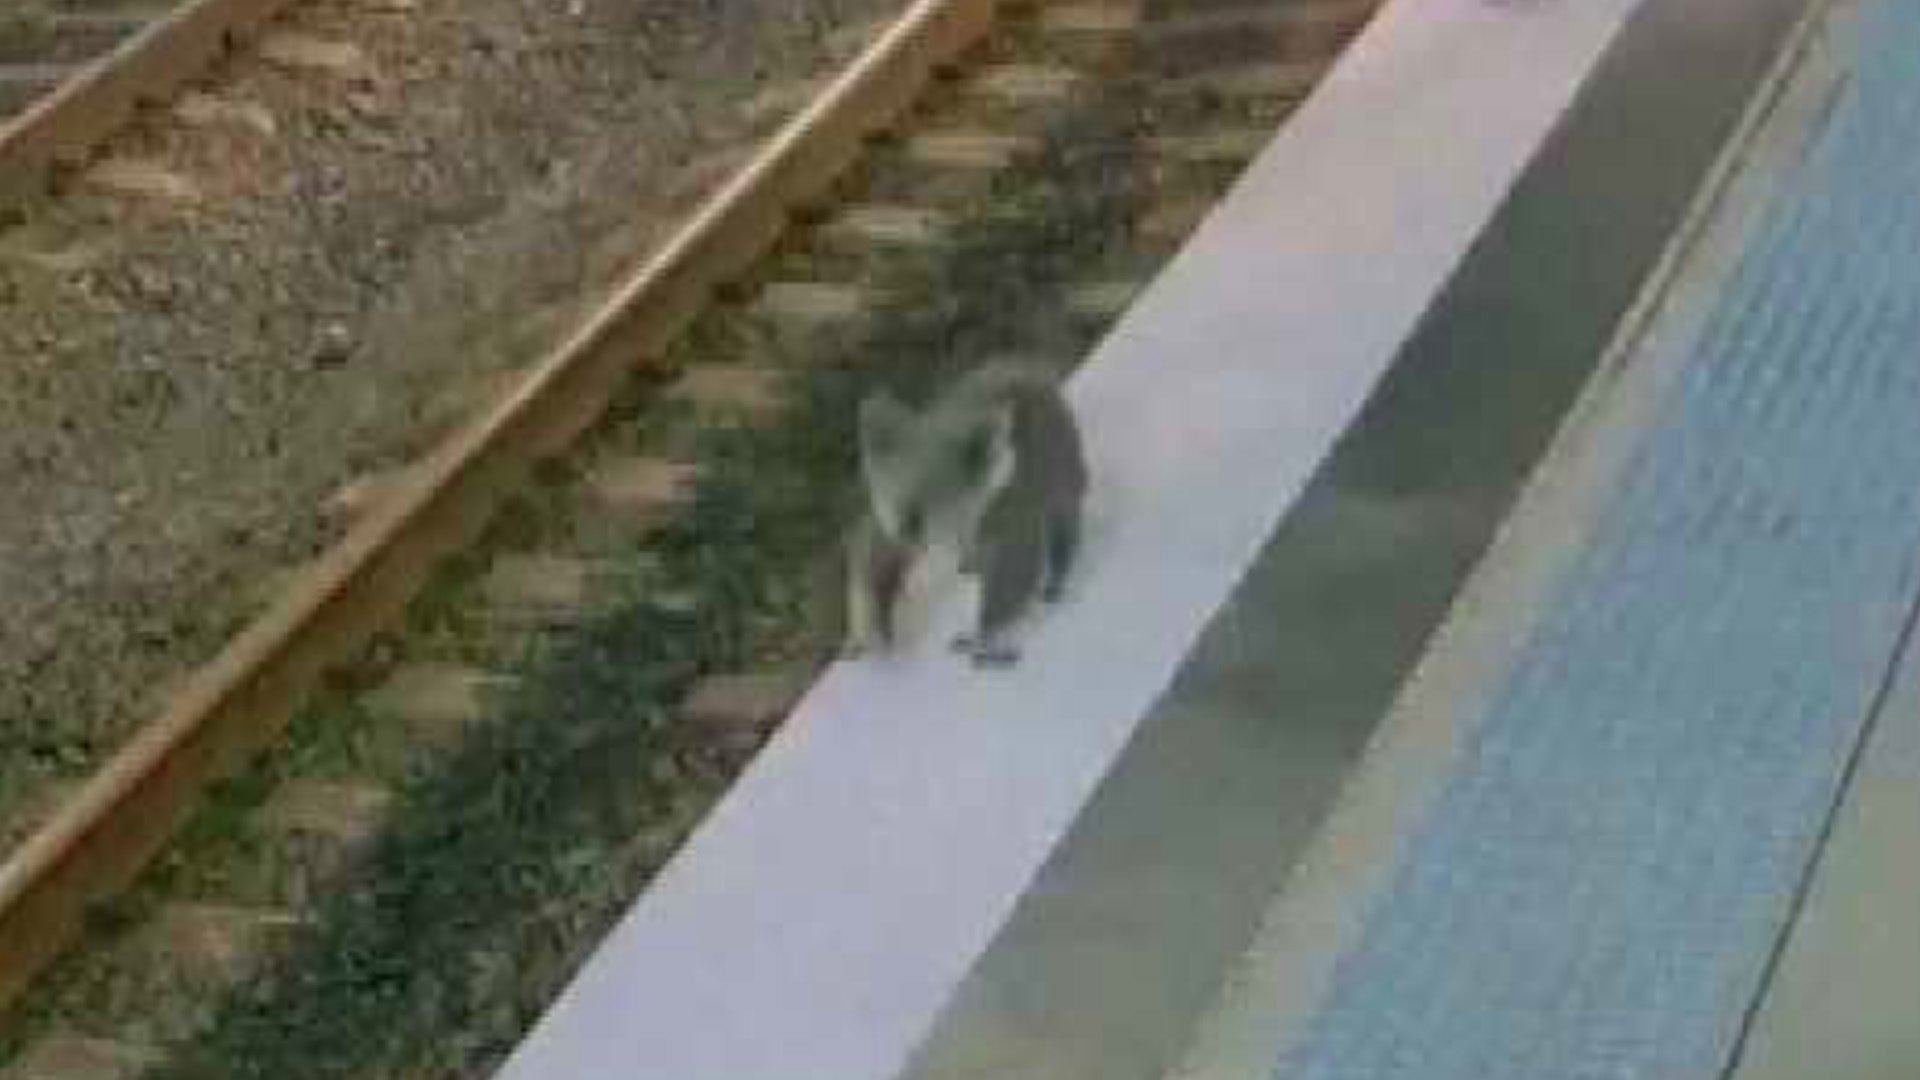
left=858, top=390, right=1014, bottom=549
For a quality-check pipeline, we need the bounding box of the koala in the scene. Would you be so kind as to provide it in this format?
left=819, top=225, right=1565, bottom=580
left=844, top=361, right=1088, bottom=667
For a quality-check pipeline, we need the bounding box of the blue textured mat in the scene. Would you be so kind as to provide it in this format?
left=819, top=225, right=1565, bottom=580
left=1279, top=5, right=1920, bottom=1078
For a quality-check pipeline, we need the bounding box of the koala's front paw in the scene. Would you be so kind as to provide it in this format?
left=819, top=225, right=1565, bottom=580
left=970, top=645, right=1019, bottom=669
left=950, top=633, right=1019, bottom=669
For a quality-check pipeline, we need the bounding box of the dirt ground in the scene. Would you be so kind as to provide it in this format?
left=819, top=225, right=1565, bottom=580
left=0, top=0, right=896, bottom=832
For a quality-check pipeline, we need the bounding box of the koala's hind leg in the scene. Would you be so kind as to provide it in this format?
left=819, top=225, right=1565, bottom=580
left=843, top=548, right=880, bottom=658
left=844, top=527, right=909, bottom=658
left=957, top=530, right=982, bottom=577
left=1040, top=506, right=1081, bottom=603
left=952, top=529, right=1045, bottom=669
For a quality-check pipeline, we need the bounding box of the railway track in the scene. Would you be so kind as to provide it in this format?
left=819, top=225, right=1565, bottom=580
left=0, top=0, right=318, bottom=212
left=0, top=7, right=153, bottom=119
left=0, top=0, right=1378, bottom=1074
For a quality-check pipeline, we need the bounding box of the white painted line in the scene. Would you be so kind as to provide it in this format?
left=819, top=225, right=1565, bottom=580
left=493, top=1, right=1651, bottom=1077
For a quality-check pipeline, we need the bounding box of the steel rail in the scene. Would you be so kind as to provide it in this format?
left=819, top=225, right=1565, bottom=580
left=0, top=0, right=311, bottom=211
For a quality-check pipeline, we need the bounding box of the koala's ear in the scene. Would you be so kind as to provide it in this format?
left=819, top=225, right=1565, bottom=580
left=859, top=393, right=912, bottom=460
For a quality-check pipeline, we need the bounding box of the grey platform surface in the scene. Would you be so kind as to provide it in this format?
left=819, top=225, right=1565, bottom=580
left=1249, top=0, right=1920, bottom=1077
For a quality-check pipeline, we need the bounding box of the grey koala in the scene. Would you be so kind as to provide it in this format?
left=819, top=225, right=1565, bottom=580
left=844, top=362, right=1089, bottom=668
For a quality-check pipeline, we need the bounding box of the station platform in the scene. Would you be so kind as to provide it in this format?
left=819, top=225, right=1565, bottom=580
left=1172, top=0, right=1920, bottom=1075
left=492, top=0, right=1916, bottom=1077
